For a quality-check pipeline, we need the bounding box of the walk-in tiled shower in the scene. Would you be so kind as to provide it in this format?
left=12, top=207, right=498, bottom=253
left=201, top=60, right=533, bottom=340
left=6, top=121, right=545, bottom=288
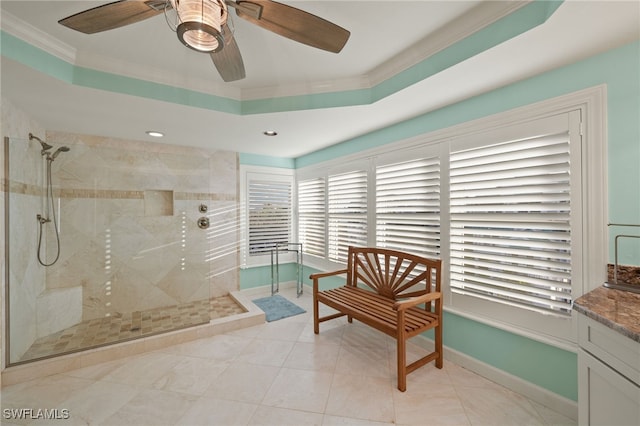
left=5, top=132, right=243, bottom=365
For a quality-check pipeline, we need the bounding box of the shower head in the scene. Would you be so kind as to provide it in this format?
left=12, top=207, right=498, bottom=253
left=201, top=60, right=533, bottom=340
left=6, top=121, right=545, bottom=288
left=29, top=133, right=53, bottom=154
left=50, top=146, right=70, bottom=161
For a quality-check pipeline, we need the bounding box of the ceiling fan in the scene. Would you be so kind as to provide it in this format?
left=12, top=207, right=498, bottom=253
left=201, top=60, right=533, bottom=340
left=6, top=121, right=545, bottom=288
left=58, top=0, right=350, bottom=82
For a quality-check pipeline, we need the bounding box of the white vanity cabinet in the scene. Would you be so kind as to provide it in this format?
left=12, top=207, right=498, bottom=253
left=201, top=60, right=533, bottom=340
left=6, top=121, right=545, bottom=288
left=577, top=313, right=640, bottom=426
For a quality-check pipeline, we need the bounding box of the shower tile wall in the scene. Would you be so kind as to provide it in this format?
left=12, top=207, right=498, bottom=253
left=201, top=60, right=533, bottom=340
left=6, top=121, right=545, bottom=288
left=5, top=128, right=240, bottom=363
left=45, top=131, right=239, bottom=318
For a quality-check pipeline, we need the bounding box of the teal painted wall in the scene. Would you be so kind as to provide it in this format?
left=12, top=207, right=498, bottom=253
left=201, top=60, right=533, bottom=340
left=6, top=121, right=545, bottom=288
left=238, top=153, right=295, bottom=169
left=240, top=263, right=302, bottom=290
left=241, top=264, right=345, bottom=290
left=294, top=40, right=640, bottom=266
left=241, top=41, right=640, bottom=402
left=443, top=312, right=578, bottom=401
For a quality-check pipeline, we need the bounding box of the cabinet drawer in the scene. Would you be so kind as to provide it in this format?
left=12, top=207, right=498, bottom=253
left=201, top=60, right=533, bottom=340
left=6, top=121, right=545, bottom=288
left=577, top=314, right=640, bottom=385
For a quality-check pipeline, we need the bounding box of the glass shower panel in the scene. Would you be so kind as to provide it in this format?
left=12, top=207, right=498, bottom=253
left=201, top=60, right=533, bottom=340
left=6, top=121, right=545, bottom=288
left=5, top=135, right=218, bottom=365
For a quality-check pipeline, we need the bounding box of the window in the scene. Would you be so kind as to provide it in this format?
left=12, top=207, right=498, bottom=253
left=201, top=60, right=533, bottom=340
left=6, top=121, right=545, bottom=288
left=327, top=170, right=368, bottom=263
left=448, top=111, right=583, bottom=340
left=248, top=180, right=292, bottom=255
left=376, top=157, right=441, bottom=259
left=294, top=87, right=605, bottom=343
left=298, top=177, right=326, bottom=257
left=241, top=166, right=293, bottom=266
left=449, top=114, right=576, bottom=316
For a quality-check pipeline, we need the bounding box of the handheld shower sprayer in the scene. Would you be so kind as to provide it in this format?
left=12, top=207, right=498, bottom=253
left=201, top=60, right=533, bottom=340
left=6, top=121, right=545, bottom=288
left=50, top=146, right=70, bottom=161
left=29, top=133, right=53, bottom=155
left=30, top=133, right=71, bottom=266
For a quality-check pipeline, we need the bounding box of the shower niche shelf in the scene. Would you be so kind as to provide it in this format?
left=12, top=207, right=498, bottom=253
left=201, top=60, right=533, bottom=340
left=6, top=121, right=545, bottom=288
left=144, top=190, right=174, bottom=216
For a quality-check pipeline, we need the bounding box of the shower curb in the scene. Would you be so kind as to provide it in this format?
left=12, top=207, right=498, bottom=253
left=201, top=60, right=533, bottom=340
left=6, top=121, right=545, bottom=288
left=1, top=291, right=264, bottom=387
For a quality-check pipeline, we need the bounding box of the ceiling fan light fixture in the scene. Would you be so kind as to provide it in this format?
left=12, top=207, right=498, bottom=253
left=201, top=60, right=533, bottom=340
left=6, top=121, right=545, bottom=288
left=171, top=0, right=228, bottom=53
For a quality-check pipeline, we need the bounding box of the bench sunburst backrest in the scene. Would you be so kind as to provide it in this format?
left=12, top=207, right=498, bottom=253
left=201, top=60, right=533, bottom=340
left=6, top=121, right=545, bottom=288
left=346, top=246, right=441, bottom=300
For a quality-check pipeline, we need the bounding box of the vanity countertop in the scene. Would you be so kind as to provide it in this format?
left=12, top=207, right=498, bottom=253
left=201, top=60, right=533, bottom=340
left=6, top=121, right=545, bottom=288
left=573, top=286, right=640, bottom=343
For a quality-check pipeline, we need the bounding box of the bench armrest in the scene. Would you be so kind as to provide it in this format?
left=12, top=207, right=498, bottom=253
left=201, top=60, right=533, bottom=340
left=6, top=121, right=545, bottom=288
left=393, top=292, right=442, bottom=311
left=309, top=269, right=348, bottom=280
left=310, top=269, right=348, bottom=292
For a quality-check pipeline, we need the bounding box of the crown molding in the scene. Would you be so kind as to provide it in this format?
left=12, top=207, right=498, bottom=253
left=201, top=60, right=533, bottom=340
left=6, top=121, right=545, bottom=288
left=74, top=50, right=242, bottom=100
left=1, top=10, right=76, bottom=64
left=1, top=1, right=531, bottom=102
left=241, top=1, right=531, bottom=100
left=239, top=74, right=372, bottom=101
left=368, top=1, right=532, bottom=86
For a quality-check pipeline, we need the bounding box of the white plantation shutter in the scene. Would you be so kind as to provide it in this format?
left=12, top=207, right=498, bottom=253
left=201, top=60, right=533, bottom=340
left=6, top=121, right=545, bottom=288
left=376, top=157, right=441, bottom=259
left=248, top=180, right=292, bottom=256
left=449, top=113, right=578, bottom=316
left=298, top=178, right=326, bottom=257
left=295, top=98, right=600, bottom=341
left=328, top=170, right=368, bottom=263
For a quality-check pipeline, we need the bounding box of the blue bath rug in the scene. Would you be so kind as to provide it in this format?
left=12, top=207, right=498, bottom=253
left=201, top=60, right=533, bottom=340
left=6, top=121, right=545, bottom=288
left=252, top=295, right=306, bottom=322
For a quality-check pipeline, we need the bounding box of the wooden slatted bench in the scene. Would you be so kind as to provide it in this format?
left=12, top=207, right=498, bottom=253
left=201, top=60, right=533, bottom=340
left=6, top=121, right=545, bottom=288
left=311, top=246, right=443, bottom=391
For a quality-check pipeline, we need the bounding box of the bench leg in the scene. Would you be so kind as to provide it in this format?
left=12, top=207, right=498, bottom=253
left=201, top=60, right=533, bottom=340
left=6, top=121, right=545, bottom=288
left=397, top=309, right=407, bottom=392
left=313, top=295, right=319, bottom=334
left=435, top=323, right=443, bottom=369
left=397, top=337, right=407, bottom=392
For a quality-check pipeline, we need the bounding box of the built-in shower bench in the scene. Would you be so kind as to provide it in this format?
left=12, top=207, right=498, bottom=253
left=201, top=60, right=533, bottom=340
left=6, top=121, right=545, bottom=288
left=310, top=246, right=443, bottom=391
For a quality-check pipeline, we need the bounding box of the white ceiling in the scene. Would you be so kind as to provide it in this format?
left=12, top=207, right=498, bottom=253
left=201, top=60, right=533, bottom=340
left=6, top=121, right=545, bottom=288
left=1, top=1, right=639, bottom=158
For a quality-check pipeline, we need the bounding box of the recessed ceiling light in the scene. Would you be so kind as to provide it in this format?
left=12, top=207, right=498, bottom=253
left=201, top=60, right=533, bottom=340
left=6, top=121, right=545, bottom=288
left=146, top=131, right=164, bottom=138
left=263, top=130, right=278, bottom=136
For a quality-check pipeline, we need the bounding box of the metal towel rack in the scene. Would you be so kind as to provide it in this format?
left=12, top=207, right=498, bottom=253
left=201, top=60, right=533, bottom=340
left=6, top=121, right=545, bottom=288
left=270, top=243, right=304, bottom=297
left=604, top=223, right=640, bottom=293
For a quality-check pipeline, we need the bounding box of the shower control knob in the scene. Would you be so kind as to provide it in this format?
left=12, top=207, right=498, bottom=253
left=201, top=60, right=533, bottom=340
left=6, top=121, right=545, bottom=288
left=197, top=217, right=210, bottom=229
left=199, top=204, right=208, bottom=213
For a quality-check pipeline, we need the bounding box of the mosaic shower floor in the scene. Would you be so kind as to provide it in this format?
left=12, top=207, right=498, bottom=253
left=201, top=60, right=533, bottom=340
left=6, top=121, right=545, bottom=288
left=19, top=295, right=246, bottom=362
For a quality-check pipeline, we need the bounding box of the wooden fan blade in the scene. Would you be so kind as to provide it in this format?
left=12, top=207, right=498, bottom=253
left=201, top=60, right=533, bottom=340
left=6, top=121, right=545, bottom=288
left=234, top=0, right=350, bottom=53
left=210, top=24, right=246, bottom=82
left=58, top=0, right=166, bottom=34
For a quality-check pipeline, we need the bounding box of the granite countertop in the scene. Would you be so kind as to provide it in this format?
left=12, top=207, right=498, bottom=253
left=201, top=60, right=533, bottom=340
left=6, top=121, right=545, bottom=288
left=573, top=286, right=640, bottom=343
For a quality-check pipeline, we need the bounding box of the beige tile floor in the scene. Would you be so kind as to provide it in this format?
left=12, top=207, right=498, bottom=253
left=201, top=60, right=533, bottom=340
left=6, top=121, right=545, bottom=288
left=1, top=287, right=577, bottom=426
